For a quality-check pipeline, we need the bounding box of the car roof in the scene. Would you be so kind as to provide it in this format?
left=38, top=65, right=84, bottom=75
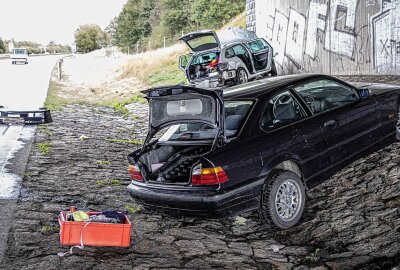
left=223, top=73, right=332, bottom=99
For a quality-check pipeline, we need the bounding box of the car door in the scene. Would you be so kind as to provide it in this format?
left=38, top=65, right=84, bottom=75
left=258, top=90, right=330, bottom=187
left=246, top=38, right=273, bottom=72
left=293, top=78, right=380, bottom=168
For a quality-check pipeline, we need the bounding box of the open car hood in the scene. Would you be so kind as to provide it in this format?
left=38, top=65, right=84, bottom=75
left=142, top=86, right=225, bottom=146
left=179, top=30, right=220, bottom=52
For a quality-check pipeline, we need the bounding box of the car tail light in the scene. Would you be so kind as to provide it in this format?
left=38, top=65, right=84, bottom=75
left=209, top=57, right=219, bottom=69
left=191, top=164, right=228, bottom=185
left=219, top=62, right=228, bottom=70
left=128, top=164, right=143, bottom=182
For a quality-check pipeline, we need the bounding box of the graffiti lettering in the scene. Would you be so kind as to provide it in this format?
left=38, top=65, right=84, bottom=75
left=272, top=11, right=288, bottom=65
left=305, top=0, right=328, bottom=59
left=286, top=9, right=306, bottom=68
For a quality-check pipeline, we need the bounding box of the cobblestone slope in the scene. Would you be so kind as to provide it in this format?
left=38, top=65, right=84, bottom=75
left=0, top=104, right=399, bottom=270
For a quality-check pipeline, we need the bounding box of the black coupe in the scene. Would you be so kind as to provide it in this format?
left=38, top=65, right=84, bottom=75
left=127, top=74, right=400, bottom=229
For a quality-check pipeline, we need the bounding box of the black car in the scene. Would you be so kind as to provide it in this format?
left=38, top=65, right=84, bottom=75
left=127, top=74, right=400, bottom=229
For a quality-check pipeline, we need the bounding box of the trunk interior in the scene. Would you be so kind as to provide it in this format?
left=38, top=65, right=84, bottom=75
left=188, top=51, right=220, bottom=81
left=138, top=144, right=212, bottom=184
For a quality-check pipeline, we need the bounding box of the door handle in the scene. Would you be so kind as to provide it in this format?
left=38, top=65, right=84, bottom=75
left=324, top=120, right=337, bottom=128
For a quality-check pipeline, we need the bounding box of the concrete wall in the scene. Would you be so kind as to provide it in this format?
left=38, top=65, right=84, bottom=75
left=246, top=0, right=400, bottom=75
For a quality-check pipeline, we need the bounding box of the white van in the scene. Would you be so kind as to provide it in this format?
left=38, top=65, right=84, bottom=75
left=11, top=48, right=29, bottom=64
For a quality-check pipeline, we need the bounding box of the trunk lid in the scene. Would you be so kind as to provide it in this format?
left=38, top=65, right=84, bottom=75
left=142, top=86, right=226, bottom=146
left=179, top=30, right=220, bottom=52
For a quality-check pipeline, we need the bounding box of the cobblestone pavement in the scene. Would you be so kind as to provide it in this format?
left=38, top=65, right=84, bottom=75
left=0, top=97, right=399, bottom=269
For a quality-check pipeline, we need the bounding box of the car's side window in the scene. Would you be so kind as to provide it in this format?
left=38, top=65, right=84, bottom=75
left=232, top=45, right=247, bottom=56
left=248, top=39, right=268, bottom=53
left=293, top=79, right=358, bottom=114
left=225, top=47, right=235, bottom=58
left=261, top=91, right=306, bottom=131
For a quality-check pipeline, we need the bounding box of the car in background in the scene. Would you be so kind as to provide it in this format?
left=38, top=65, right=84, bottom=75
left=11, top=48, right=29, bottom=64
left=178, top=27, right=277, bottom=89
left=127, top=74, right=400, bottom=229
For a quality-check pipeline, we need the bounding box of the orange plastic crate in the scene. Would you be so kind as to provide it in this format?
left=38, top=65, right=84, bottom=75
left=58, top=211, right=131, bottom=247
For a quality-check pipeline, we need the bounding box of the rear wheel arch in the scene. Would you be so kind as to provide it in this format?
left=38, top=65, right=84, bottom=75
left=273, top=160, right=302, bottom=179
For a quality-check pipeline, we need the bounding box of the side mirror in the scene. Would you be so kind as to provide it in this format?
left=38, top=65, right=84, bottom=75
left=358, top=88, right=370, bottom=99
left=179, top=54, right=192, bottom=71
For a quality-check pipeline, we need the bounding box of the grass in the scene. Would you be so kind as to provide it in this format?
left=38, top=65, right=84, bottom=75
left=107, top=137, right=144, bottom=145
left=96, top=93, right=147, bottom=117
left=304, top=248, right=321, bottom=263
left=44, top=80, right=68, bottom=111
left=39, top=125, right=53, bottom=136
left=37, top=141, right=52, bottom=155
left=40, top=225, right=58, bottom=234
left=95, top=179, right=121, bottom=186
left=97, top=160, right=111, bottom=165
left=119, top=12, right=246, bottom=88
left=124, top=204, right=142, bottom=214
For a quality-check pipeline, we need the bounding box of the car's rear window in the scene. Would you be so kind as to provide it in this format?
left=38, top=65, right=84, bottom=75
left=187, top=35, right=219, bottom=51
left=158, top=100, right=253, bottom=142
left=13, top=49, right=27, bottom=54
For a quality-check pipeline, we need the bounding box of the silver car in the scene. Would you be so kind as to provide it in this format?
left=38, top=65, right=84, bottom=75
left=178, top=27, right=277, bottom=88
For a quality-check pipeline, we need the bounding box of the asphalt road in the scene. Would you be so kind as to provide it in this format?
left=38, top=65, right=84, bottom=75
left=0, top=55, right=62, bottom=110
left=0, top=55, right=62, bottom=262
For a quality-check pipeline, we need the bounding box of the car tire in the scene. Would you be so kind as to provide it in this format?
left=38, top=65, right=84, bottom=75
left=270, top=60, right=278, bottom=76
left=236, top=68, right=248, bottom=85
left=260, top=170, right=306, bottom=229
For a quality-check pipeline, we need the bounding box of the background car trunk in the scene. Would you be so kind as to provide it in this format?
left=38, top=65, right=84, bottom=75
left=188, top=52, right=220, bottom=82
left=138, top=144, right=212, bottom=184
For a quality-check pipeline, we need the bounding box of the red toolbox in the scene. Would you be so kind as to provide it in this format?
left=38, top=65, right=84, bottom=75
left=58, top=211, right=131, bottom=247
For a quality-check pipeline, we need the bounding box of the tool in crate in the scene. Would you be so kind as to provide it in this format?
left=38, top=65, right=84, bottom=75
left=58, top=207, right=132, bottom=256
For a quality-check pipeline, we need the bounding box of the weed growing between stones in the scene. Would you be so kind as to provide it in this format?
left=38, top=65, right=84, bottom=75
left=107, top=137, right=144, bottom=145
left=37, top=141, right=52, bottom=155
left=44, top=80, right=68, bottom=111
left=124, top=204, right=142, bottom=214
left=40, top=225, right=58, bottom=235
left=97, top=160, right=111, bottom=165
left=38, top=125, right=53, bottom=137
left=304, top=248, right=321, bottom=263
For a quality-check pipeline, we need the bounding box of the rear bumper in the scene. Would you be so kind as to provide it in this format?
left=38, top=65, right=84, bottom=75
left=127, top=179, right=264, bottom=218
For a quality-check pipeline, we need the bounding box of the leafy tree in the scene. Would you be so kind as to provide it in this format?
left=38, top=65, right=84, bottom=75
left=190, top=0, right=244, bottom=29
left=112, top=0, right=155, bottom=49
left=0, top=37, right=6, bottom=54
left=74, top=24, right=107, bottom=53
left=47, top=42, right=71, bottom=54
left=161, top=0, right=192, bottom=35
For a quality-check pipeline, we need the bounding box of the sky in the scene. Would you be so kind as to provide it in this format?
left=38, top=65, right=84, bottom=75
left=0, top=0, right=127, bottom=45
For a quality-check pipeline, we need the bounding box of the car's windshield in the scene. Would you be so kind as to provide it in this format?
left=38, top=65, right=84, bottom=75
left=158, top=100, right=253, bottom=142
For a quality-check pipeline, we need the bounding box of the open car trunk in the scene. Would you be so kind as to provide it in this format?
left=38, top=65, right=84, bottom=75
left=129, top=86, right=225, bottom=185
left=187, top=51, right=220, bottom=82
left=133, top=143, right=212, bottom=184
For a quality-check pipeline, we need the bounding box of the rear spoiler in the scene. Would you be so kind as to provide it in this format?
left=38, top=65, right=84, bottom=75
left=0, top=107, right=52, bottom=124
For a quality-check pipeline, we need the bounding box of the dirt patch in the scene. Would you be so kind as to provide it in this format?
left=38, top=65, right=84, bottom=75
left=57, top=48, right=147, bottom=104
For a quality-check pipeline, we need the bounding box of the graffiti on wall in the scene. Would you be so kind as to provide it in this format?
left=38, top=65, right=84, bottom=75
left=247, top=0, right=400, bottom=74
left=372, top=0, right=400, bottom=73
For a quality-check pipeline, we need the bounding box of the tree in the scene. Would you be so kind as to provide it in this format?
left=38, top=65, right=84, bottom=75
left=0, top=37, right=6, bottom=54
left=74, top=24, right=107, bottom=53
left=190, top=0, right=245, bottom=29
left=113, top=0, right=155, bottom=49
left=161, top=0, right=192, bottom=35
